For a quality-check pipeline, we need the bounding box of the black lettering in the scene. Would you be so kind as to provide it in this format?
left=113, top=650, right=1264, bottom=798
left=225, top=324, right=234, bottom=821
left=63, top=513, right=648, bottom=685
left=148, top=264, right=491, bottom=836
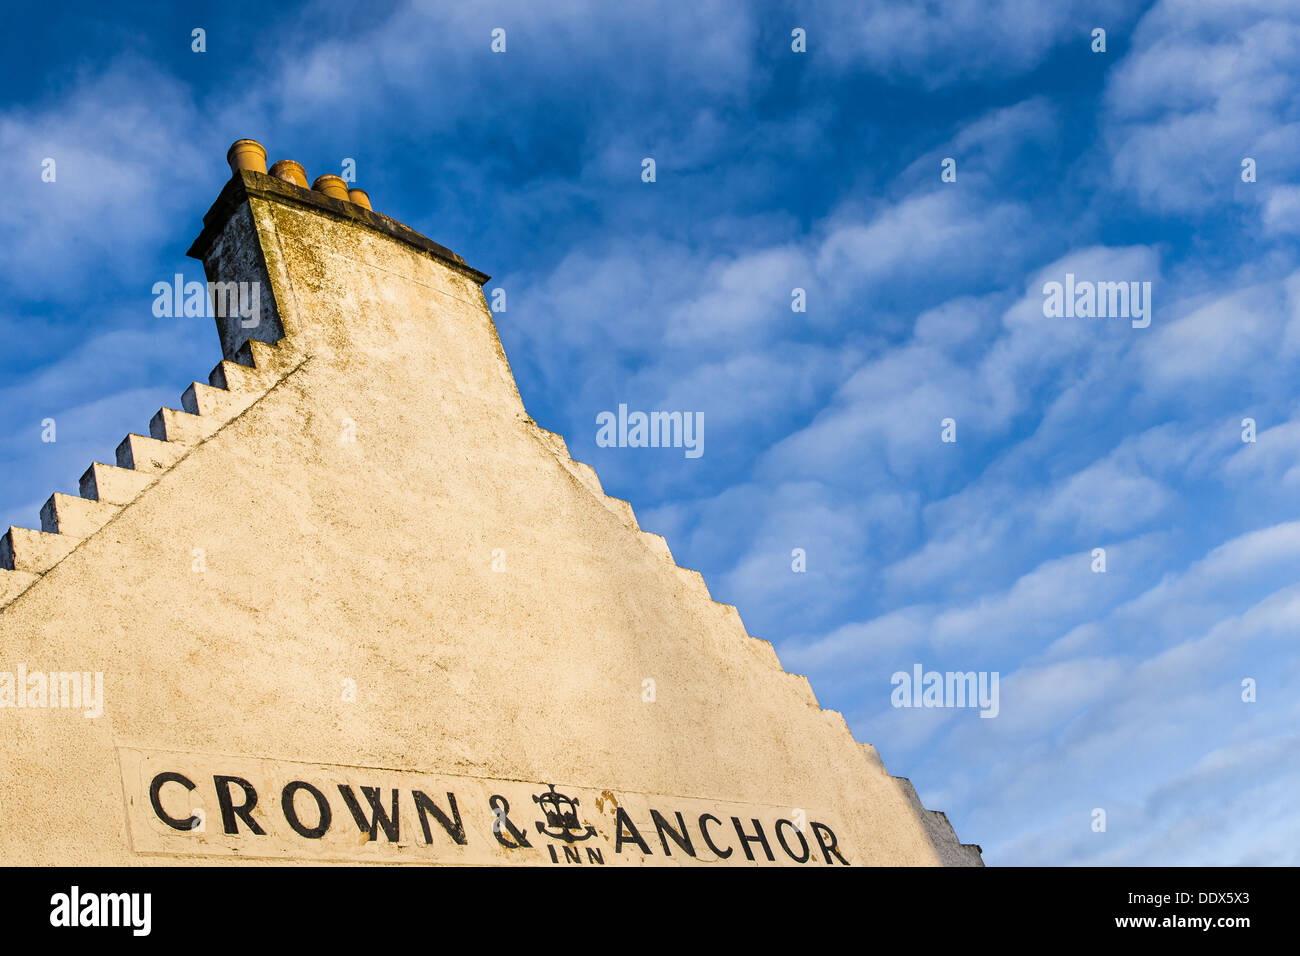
left=488, top=794, right=531, bottom=849
left=776, top=819, right=810, bottom=863
left=811, top=821, right=850, bottom=865
left=613, top=806, right=651, bottom=854
left=731, top=817, right=775, bottom=861
left=412, top=790, right=467, bottom=846
left=563, top=845, right=581, bottom=863
left=281, top=780, right=332, bottom=839
left=650, top=809, right=696, bottom=857
left=148, top=771, right=198, bottom=832
left=213, top=775, right=266, bottom=836
left=698, top=813, right=733, bottom=859
left=585, top=846, right=604, bottom=864
left=337, top=785, right=400, bottom=842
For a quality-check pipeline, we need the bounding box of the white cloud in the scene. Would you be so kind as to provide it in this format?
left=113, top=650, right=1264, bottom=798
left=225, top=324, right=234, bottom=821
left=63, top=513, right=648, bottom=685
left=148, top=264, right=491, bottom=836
left=1137, top=273, right=1298, bottom=393
left=0, top=59, right=208, bottom=296
left=800, top=0, right=1136, bottom=88
left=1103, top=0, right=1300, bottom=217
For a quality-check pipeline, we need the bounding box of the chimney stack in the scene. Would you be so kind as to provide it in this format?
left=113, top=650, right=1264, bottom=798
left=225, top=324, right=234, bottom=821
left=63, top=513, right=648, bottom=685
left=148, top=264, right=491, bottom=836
left=190, top=140, right=485, bottom=361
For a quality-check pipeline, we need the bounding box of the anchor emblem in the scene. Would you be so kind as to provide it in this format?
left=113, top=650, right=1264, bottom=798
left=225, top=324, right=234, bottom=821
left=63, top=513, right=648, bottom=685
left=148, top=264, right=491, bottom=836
left=532, top=784, right=597, bottom=843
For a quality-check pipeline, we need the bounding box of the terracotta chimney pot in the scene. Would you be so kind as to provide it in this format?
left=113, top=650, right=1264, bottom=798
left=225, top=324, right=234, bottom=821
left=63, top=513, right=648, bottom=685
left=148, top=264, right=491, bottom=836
left=268, top=159, right=309, bottom=189
left=347, top=188, right=372, bottom=210
left=226, top=139, right=268, bottom=175
left=311, top=175, right=350, bottom=201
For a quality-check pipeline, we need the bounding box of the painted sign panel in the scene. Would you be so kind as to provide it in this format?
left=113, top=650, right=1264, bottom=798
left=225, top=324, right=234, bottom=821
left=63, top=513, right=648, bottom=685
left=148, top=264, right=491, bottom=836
left=117, top=747, right=853, bottom=866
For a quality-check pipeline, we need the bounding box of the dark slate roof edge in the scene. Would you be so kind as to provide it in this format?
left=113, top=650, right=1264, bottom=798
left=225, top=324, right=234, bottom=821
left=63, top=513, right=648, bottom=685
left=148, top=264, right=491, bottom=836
left=186, top=170, right=491, bottom=286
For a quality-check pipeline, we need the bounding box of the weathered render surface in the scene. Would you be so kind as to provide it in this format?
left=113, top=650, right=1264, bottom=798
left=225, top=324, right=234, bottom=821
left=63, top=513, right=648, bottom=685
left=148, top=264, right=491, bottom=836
left=0, top=171, right=982, bottom=866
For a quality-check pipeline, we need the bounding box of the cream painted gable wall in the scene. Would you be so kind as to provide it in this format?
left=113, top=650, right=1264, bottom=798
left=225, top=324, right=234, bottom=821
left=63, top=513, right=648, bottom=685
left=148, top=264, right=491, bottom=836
left=0, top=171, right=982, bottom=866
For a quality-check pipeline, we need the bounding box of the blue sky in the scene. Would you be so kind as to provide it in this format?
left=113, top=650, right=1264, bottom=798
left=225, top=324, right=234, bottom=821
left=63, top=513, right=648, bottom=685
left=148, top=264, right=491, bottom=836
left=2, top=0, right=1298, bottom=864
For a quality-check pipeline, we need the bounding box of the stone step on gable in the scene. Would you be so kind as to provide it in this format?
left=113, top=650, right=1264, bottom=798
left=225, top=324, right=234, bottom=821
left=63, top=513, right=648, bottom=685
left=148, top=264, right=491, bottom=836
left=234, top=338, right=297, bottom=379
left=639, top=531, right=673, bottom=562
left=568, top=460, right=602, bottom=496
left=79, top=462, right=154, bottom=506
left=115, top=433, right=186, bottom=474
left=673, top=566, right=711, bottom=599
left=209, top=354, right=274, bottom=392
left=149, top=406, right=218, bottom=446
left=39, top=493, right=120, bottom=538
left=182, top=381, right=238, bottom=417
left=0, top=527, right=77, bottom=574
